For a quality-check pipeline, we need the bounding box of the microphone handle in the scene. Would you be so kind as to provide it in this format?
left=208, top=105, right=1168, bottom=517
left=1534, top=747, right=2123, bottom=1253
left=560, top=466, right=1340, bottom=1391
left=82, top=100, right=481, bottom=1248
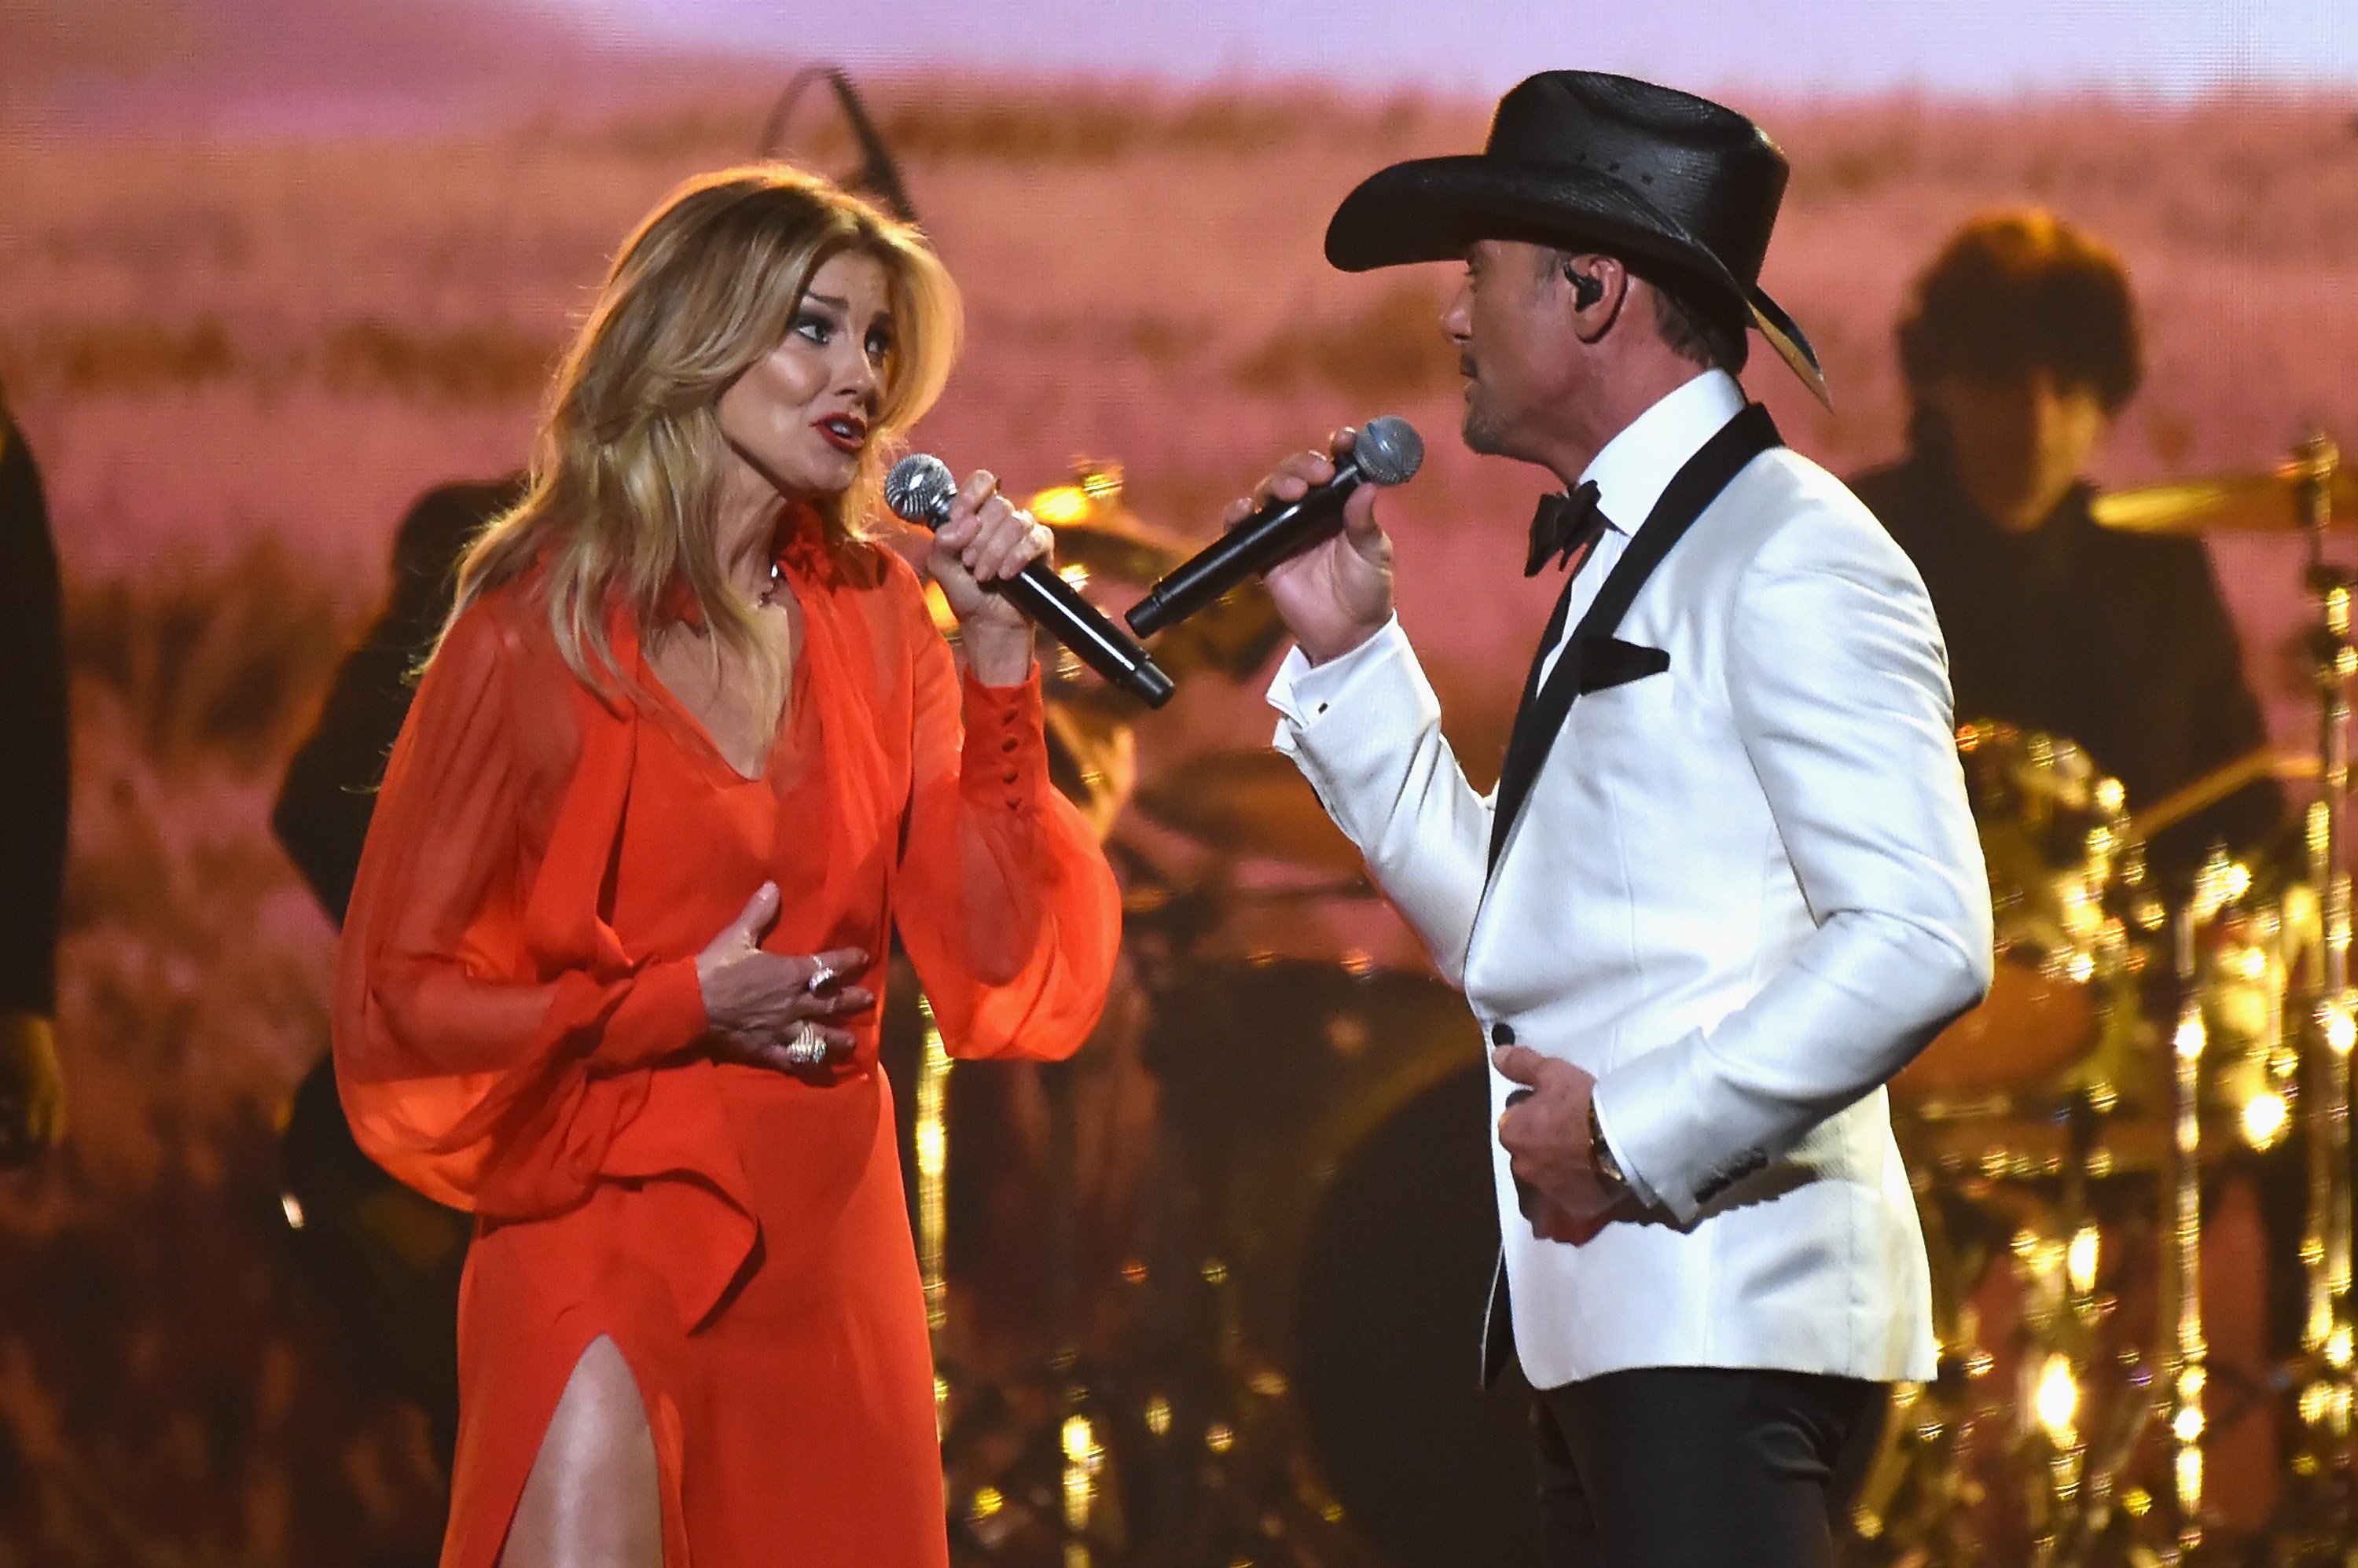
left=1126, top=460, right=1365, bottom=637
left=996, top=561, right=1176, bottom=708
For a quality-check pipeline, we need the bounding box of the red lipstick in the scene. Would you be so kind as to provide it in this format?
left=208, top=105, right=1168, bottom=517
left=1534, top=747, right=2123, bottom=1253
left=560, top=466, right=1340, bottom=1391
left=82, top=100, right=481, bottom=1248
left=814, top=413, right=868, bottom=454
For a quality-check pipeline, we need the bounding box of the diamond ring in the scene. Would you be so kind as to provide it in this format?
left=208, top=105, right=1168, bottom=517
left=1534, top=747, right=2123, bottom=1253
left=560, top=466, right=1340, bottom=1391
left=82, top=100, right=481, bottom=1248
left=783, top=1022, right=830, bottom=1068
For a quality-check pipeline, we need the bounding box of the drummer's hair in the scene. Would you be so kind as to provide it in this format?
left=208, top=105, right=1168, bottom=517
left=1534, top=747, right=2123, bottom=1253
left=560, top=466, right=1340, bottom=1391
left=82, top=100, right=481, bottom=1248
left=1898, top=208, right=2143, bottom=445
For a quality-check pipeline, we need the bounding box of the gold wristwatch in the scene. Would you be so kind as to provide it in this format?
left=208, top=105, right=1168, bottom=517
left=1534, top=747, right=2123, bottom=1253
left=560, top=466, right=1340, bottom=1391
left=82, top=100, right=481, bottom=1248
left=1588, top=1098, right=1629, bottom=1197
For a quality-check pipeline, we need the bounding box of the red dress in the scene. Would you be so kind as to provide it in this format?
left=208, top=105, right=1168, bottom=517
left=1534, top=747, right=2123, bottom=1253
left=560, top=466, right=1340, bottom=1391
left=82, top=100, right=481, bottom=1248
left=331, top=523, right=1122, bottom=1567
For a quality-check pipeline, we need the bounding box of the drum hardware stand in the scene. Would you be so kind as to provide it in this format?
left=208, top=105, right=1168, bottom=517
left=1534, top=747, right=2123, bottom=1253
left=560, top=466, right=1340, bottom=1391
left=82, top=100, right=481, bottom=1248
left=2147, top=859, right=2245, bottom=1562
left=2292, top=431, right=2358, bottom=1459
left=2028, top=1090, right=2118, bottom=1568
left=916, top=994, right=953, bottom=1436
left=2268, top=426, right=2358, bottom=1568
left=2037, top=849, right=2257, bottom=1568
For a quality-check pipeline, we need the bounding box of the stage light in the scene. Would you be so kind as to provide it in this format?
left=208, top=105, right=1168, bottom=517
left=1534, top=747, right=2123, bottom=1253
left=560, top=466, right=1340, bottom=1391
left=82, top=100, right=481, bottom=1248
left=2036, top=1353, right=2080, bottom=1445
left=2175, top=1015, right=2206, bottom=1059
left=1068, top=1419, right=1104, bottom=1471
left=2325, top=1002, right=2356, bottom=1056
left=2242, top=1089, right=2290, bottom=1149
left=2068, top=1225, right=2101, bottom=1298
left=1030, top=486, right=1092, bottom=525
left=1063, top=1412, right=1103, bottom=1538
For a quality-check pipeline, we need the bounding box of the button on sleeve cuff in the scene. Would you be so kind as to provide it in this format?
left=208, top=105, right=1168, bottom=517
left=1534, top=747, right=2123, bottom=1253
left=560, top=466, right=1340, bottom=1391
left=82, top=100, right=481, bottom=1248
left=960, top=666, right=1051, bottom=810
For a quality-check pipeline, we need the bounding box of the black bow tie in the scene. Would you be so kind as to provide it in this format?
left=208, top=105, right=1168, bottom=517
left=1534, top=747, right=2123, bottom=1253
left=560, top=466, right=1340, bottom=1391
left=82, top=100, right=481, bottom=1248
left=1526, top=480, right=1611, bottom=577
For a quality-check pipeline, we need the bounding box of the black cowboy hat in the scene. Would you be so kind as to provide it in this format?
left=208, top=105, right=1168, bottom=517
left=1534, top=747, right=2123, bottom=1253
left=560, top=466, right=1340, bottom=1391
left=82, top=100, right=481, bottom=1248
left=1325, top=71, right=1828, bottom=406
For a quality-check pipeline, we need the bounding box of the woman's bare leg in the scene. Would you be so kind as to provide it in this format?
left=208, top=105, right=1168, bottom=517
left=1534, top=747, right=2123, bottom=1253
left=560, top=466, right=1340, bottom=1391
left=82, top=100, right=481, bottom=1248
left=498, top=1335, right=660, bottom=1568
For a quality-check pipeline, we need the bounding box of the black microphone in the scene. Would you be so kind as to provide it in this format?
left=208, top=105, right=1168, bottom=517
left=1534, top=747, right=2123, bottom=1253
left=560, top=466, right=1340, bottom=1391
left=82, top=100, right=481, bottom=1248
left=885, top=455, right=1177, bottom=709
left=1124, top=416, right=1423, bottom=638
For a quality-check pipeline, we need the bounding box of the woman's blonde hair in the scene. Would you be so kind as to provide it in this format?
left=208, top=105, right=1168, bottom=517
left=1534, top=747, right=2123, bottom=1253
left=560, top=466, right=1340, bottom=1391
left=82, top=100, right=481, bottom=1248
left=447, top=163, right=960, bottom=698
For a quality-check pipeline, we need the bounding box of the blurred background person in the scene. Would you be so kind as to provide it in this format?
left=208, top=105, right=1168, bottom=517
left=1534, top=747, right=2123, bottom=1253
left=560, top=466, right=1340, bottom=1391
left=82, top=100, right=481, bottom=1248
left=274, top=474, right=524, bottom=1471
left=1850, top=208, right=2283, bottom=879
left=0, top=390, right=71, bottom=1167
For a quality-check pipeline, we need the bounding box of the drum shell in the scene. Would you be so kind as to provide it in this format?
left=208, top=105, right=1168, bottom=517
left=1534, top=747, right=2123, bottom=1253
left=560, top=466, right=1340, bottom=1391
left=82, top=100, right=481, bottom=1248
left=1147, top=958, right=1538, bottom=1567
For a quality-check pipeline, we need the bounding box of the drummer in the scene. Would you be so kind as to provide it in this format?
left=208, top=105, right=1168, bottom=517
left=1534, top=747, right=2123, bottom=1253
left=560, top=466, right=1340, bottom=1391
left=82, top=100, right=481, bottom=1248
left=1850, top=208, right=2282, bottom=879
left=1852, top=207, right=2291, bottom=1535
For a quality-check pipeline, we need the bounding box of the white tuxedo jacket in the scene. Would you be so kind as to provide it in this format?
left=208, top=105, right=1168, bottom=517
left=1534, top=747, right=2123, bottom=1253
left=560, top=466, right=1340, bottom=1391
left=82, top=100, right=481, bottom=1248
left=1268, top=373, right=1991, bottom=1389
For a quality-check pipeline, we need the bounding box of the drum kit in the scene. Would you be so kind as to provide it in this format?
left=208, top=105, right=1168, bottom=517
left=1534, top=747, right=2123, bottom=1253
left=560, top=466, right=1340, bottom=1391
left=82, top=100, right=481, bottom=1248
left=1852, top=431, right=2358, bottom=1568
left=910, top=431, right=2358, bottom=1568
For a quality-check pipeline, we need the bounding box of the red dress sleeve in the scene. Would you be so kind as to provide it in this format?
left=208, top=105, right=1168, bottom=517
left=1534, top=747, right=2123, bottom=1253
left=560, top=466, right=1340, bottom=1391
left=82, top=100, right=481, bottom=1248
left=330, top=596, right=710, bottom=1217
left=891, top=597, right=1122, bottom=1063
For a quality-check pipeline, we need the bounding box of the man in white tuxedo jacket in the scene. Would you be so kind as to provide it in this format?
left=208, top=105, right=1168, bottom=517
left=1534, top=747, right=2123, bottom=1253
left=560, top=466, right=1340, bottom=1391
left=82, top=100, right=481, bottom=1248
left=1240, top=72, right=1993, bottom=1565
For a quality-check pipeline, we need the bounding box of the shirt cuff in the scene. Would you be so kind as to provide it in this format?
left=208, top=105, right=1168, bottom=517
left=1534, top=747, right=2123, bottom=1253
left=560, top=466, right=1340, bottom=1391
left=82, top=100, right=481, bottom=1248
left=1265, top=615, right=1408, bottom=732
left=961, top=666, right=1051, bottom=810
left=593, top=955, right=709, bottom=1072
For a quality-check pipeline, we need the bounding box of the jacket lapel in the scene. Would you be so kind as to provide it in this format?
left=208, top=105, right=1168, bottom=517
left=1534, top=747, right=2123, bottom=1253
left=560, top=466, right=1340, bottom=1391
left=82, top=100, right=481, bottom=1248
left=1486, top=403, right=1781, bottom=872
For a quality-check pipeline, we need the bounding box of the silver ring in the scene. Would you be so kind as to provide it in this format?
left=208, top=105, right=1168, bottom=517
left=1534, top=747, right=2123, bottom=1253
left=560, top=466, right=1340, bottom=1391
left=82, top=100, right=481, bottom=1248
left=805, top=959, right=838, bottom=995
left=784, top=1022, right=829, bottom=1067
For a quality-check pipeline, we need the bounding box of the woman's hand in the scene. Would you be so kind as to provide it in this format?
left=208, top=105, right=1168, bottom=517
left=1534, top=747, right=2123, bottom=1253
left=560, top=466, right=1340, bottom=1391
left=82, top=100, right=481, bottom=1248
left=694, top=883, right=873, bottom=1074
left=929, top=468, right=1053, bottom=687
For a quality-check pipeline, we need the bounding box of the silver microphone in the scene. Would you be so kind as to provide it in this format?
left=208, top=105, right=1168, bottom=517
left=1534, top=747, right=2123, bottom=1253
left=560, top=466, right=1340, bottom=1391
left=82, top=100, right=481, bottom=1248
left=886, top=455, right=1175, bottom=708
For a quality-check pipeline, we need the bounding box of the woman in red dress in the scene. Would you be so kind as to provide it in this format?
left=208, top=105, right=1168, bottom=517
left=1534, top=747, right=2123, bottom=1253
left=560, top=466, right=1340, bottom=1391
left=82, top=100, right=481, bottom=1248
left=332, top=166, right=1122, bottom=1567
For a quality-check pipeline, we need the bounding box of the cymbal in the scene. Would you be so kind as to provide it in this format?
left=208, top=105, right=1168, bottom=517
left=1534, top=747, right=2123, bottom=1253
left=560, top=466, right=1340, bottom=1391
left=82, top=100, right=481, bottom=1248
left=2091, top=466, right=2358, bottom=535
left=1026, top=465, right=1188, bottom=584
left=1134, top=750, right=1366, bottom=876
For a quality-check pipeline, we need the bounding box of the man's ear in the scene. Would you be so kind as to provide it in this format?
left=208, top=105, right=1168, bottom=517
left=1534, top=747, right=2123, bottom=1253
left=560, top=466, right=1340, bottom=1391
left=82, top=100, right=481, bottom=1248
left=1560, top=253, right=1629, bottom=342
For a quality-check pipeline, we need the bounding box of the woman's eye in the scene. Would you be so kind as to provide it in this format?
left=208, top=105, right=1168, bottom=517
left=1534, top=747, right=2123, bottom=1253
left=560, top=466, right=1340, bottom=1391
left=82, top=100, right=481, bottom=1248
left=865, top=332, right=893, bottom=364
left=792, top=313, right=832, bottom=345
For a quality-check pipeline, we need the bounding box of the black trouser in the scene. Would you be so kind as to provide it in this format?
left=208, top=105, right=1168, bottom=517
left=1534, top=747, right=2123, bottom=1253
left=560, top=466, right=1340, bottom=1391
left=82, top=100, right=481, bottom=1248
left=1532, top=1366, right=1889, bottom=1567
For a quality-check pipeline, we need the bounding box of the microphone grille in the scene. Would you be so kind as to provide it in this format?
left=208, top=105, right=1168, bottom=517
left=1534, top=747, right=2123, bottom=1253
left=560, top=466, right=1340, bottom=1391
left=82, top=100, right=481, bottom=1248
left=884, top=454, right=957, bottom=526
left=1355, top=416, right=1424, bottom=488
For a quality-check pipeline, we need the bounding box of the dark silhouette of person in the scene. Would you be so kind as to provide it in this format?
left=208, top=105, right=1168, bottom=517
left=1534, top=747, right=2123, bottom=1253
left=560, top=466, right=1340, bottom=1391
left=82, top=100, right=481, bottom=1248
left=272, top=476, right=522, bottom=1470
left=0, top=397, right=72, bottom=1167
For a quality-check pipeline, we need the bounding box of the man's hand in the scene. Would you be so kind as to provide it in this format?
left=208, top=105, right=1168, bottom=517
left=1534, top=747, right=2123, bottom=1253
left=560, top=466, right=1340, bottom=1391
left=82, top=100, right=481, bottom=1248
left=1231, top=428, right=1394, bottom=664
left=0, top=1012, right=67, bottom=1166
left=1494, top=1045, right=1636, bottom=1243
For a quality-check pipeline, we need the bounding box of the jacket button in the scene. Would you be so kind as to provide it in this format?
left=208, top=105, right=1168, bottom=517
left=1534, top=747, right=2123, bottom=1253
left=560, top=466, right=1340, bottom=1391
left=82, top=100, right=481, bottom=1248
left=1491, top=1023, right=1515, bottom=1047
